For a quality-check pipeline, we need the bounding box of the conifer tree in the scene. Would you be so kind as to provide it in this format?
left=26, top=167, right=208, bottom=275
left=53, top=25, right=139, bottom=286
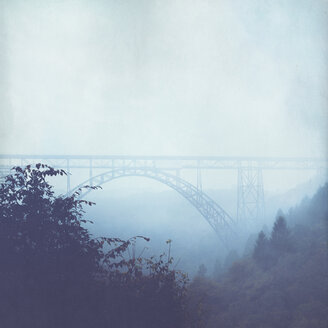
left=253, top=230, right=269, bottom=263
left=270, top=216, right=292, bottom=254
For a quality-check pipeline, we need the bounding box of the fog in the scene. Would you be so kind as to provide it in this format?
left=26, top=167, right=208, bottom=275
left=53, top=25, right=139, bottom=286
left=1, top=0, right=327, bottom=271
left=1, top=0, right=327, bottom=158
left=1, top=1, right=328, bottom=326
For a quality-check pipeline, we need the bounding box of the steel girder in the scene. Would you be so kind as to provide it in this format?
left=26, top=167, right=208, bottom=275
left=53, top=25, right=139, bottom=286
left=0, top=155, right=327, bottom=171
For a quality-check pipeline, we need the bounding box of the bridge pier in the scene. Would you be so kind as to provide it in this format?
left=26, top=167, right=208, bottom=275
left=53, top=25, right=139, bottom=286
left=237, top=167, right=265, bottom=226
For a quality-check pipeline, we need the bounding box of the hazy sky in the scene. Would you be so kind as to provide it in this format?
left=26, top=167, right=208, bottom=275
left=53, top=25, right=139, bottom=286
left=1, top=0, right=327, bottom=157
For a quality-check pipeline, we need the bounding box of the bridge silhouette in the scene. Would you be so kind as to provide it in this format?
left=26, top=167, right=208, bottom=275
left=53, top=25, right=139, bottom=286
left=0, top=155, right=326, bottom=244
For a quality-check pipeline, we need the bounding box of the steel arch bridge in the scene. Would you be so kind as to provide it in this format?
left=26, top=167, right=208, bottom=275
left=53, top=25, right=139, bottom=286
left=0, top=154, right=327, bottom=244
left=70, top=167, right=235, bottom=243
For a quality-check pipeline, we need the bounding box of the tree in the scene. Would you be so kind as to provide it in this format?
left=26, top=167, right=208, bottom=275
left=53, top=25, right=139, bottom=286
left=0, top=164, right=105, bottom=327
left=270, top=215, right=292, bottom=254
left=0, top=164, right=102, bottom=282
left=253, top=230, right=272, bottom=269
left=0, top=164, right=189, bottom=328
left=253, top=231, right=269, bottom=261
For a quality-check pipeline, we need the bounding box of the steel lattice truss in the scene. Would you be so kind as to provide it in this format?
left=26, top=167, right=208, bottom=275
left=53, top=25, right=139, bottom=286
left=0, top=154, right=327, bottom=244
left=237, top=168, right=265, bottom=227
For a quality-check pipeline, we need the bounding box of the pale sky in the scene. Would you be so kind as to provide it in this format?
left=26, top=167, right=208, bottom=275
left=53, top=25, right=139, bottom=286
left=1, top=0, right=327, bottom=158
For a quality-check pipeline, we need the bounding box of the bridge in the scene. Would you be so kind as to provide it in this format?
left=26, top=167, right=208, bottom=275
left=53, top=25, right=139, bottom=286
left=0, top=155, right=327, bottom=244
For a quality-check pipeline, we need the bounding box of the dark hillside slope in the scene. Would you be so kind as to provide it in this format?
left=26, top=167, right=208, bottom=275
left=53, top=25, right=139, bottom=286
left=187, top=183, right=328, bottom=328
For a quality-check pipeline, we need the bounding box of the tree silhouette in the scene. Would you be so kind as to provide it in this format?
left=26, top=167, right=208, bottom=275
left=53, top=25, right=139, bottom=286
left=270, top=215, right=292, bottom=254
left=253, top=230, right=272, bottom=269
left=253, top=231, right=268, bottom=260
left=0, top=164, right=102, bottom=282
left=0, top=164, right=105, bottom=327
left=0, top=164, right=189, bottom=328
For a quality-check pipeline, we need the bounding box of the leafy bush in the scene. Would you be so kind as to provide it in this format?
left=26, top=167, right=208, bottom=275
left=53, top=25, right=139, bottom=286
left=0, top=165, right=188, bottom=328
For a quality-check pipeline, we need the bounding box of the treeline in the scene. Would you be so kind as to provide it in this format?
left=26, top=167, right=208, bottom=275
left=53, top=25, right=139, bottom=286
left=187, top=183, right=328, bottom=328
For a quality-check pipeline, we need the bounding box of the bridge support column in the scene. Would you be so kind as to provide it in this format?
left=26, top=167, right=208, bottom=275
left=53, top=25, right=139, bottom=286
left=237, top=167, right=265, bottom=226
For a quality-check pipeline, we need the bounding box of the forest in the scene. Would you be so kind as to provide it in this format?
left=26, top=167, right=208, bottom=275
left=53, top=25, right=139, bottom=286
left=0, top=164, right=327, bottom=328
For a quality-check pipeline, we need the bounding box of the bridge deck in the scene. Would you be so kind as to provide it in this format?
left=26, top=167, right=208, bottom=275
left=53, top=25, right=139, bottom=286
left=0, top=155, right=326, bottom=170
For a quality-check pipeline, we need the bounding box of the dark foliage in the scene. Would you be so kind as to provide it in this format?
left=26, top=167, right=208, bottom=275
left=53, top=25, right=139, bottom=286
left=253, top=216, right=293, bottom=269
left=0, top=165, right=188, bottom=328
left=253, top=230, right=271, bottom=268
left=187, top=183, right=328, bottom=328
left=2, top=164, right=327, bottom=328
left=270, top=215, right=292, bottom=254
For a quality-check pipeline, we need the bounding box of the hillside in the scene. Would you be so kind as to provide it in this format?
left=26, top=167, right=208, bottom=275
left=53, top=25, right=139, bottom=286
left=187, top=183, right=328, bottom=328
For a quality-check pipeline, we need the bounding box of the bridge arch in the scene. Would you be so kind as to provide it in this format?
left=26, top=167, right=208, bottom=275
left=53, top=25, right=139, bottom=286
left=70, top=168, right=235, bottom=242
